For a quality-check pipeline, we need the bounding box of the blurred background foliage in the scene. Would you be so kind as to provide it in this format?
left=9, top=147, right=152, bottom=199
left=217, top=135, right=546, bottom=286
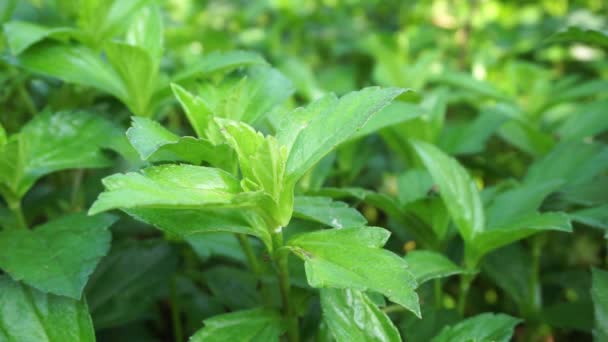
left=0, top=0, right=607, bottom=341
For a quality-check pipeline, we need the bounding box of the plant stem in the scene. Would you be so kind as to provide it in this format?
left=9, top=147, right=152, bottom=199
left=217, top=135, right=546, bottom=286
left=526, top=234, right=545, bottom=316
left=434, top=279, right=443, bottom=309
left=70, top=169, right=84, bottom=211
left=275, top=231, right=299, bottom=342
left=382, top=304, right=406, bottom=314
left=457, top=272, right=475, bottom=316
left=237, top=234, right=273, bottom=307
left=8, top=200, right=27, bottom=229
left=170, top=277, right=183, bottom=342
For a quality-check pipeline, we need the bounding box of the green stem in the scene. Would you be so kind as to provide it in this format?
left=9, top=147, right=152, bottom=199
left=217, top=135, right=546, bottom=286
left=17, top=81, right=37, bottom=118
left=275, top=232, right=299, bottom=342
left=8, top=200, right=27, bottom=229
left=170, top=277, right=183, bottom=342
left=70, top=169, right=84, bottom=211
left=237, top=234, right=273, bottom=307
left=457, top=272, right=474, bottom=316
left=526, top=235, right=545, bottom=316
left=382, top=304, right=406, bottom=314
left=434, top=279, right=443, bottom=309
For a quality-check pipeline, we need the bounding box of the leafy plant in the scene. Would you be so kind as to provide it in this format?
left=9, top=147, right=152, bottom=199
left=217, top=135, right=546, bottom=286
left=0, top=0, right=607, bottom=341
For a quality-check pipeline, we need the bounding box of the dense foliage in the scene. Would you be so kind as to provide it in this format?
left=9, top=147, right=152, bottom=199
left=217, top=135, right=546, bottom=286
left=0, top=0, right=607, bottom=341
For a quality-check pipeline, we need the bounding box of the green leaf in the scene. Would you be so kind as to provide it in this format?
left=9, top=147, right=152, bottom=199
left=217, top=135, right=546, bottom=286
left=171, top=83, right=220, bottom=140
left=0, top=122, right=6, bottom=146
left=186, top=232, right=247, bottom=263
left=470, top=212, right=572, bottom=260
left=484, top=180, right=563, bottom=228
left=0, top=213, right=116, bottom=299
left=547, top=27, right=608, bottom=48
left=0, top=111, right=114, bottom=201
left=126, top=117, right=229, bottom=166
left=17, top=42, right=127, bottom=100
left=198, top=66, right=294, bottom=126
left=125, top=208, right=273, bottom=252
left=287, top=227, right=420, bottom=317
left=78, top=0, right=155, bottom=46
left=404, top=250, right=464, bottom=284
left=277, top=87, right=406, bottom=180
left=438, top=109, right=506, bottom=155
left=174, top=50, right=267, bottom=82
left=3, top=21, right=74, bottom=55
left=400, top=307, right=460, bottom=342
left=525, top=142, right=608, bottom=187
left=105, top=41, right=157, bottom=116
left=571, top=204, right=608, bottom=236
left=126, top=4, right=163, bottom=64
left=396, top=168, right=433, bottom=205
left=218, top=119, right=291, bottom=226
left=321, top=288, right=401, bottom=342
left=432, top=71, right=509, bottom=101
left=558, top=100, right=608, bottom=141
left=348, top=101, right=423, bottom=141
left=411, top=140, right=484, bottom=241
left=86, top=239, right=178, bottom=329
left=89, top=164, right=248, bottom=215
left=0, top=276, right=95, bottom=341
left=190, top=308, right=284, bottom=342
left=205, top=266, right=261, bottom=310
left=482, top=244, right=531, bottom=306
left=431, top=313, right=521, bottom=342
left=293, top=196, right=367, bottom=228
left=592, top=268, right=608, bottom=341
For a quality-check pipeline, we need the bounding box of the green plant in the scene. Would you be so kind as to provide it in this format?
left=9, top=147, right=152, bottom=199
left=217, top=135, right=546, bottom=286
left=0, top=1, right=607, bottom=341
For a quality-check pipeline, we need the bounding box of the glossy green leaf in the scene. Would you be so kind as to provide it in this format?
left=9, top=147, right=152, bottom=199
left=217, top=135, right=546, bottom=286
left=470, top=212, right=571, bottom=261
left=105, top=41, right=157, bottom=116
left=277, top=87, right=406, bottom=180
left=485, top=180, right=563, bottom=228
left=190, top=308, right=284, bottom=342
left=411, top=139, right=484, bottom=241
left=126, top=208, right=273, bottom=252
left=321, top=288, right=401, bottom=342
left=287, top=227, right=420, bottom=317
left=0, top=276, right=95, bottom=341
left=3, top=21, right=74, bottom=55
left=171, top=83, right=220, bottom=142
left=198, top=66, right=294, bottom=126
left=592, top=268, right=608, bottom=341
left=89, top=164, right=248, bottom=215
left=348, top=101, right=423, bottom=141
left=431, top=313, right=521, bottom=342
left=174, top=50, right=267, bottom=82
left=78, top=0, right=155, bottom=46
left=86, top=239, right=177, bottom=329
left=126, top=117, right=228, bottom=166
left=218, top=119, right=292, bottom=226
left=126, top=4, right=163, bottom=63
left=17, top=42, right=127, bottom=99
left=0, top=213, right=116, bottom=299
left=0, top=111, right=114, bottom=201
left=404, top=250, right=464, bottom=284
left=293, top=196, right=367, bottom=228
